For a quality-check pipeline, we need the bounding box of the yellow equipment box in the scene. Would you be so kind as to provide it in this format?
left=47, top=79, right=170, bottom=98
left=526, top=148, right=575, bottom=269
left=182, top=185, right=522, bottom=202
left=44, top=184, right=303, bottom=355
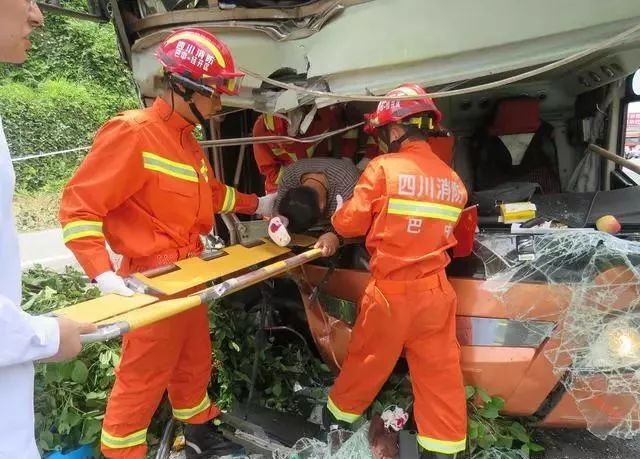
left=500, top=202, right=537, bottom=224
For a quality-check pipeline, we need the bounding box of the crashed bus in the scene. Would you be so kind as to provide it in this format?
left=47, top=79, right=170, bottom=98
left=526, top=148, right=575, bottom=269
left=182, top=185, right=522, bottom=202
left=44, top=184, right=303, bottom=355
left=47, top=0, right=640, bottom=454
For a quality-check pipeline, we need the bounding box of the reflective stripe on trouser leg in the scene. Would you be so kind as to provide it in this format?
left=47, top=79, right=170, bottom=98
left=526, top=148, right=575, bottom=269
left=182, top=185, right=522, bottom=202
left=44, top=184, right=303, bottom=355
left=405, top=280, right=467, bottom=455
left=326, top=396, right=361, bottom=424
left=101, top=428, right=147, bottom=451
left=168, top=304, right=220, bottom=424
left=328, top=281, right=406, bottom=421
left=172, top=394, right=213, bottom=421
left=101, top=302, right=201, bottom=458
left=417, top=435, right=466, bottom=455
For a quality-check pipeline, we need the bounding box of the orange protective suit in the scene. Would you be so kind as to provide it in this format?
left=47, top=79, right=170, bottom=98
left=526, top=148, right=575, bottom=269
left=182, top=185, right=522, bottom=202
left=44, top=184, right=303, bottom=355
left=253, top=105, right=360, bottom=193
left=59, top=97, right=258, bottom=459
left=327, top=140, right=468, bottom=455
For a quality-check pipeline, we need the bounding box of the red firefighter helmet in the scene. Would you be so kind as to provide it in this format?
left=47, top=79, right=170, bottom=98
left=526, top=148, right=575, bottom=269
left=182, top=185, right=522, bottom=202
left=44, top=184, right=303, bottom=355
left=364, top=83, right=442, bottom=134
left=155, top=28, right=244, bottom=96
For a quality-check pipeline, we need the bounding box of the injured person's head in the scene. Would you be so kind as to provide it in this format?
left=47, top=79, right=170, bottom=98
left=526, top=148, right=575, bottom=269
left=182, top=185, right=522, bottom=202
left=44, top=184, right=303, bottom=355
left=274, top=157, right=361, bottom=233
left=278, top=186, right=323, bottom=233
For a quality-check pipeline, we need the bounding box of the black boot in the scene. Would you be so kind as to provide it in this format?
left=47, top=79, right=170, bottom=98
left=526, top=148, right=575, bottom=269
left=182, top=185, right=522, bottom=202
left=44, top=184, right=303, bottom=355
left=419, top=450, right=457, bottom=459
left=184, top=422, right=246, bottom=458
left=321, top=405, right=352, bottom=432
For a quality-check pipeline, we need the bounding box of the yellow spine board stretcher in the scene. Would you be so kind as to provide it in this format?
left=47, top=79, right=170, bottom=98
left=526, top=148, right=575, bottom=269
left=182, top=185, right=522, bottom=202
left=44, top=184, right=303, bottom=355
left=53, top=238, right=320, bottom=343
left=131, top=234, right=316, bottom=296
left=132, top=239, right=291, bottom=296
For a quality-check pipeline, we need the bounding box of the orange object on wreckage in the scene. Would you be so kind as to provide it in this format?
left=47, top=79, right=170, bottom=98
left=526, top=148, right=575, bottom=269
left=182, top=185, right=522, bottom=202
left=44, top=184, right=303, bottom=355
left=297, top=230, right=640, bottom=434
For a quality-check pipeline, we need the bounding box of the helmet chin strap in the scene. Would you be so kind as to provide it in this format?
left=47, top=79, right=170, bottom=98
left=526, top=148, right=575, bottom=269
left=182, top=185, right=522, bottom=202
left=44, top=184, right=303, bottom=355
left=388, top=120, right=432, bottom=153
left=388, top=129, right=411, bottom=153
left=188, top=101, right=208, bottom=128
left=380, top=125, right=410, bottom=154
left=169, top=77, right=209, bottom=127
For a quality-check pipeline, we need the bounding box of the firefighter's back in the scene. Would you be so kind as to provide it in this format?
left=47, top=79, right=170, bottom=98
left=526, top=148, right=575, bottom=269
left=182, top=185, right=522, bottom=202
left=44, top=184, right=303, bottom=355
left=366, top=140, right=468, bottom=281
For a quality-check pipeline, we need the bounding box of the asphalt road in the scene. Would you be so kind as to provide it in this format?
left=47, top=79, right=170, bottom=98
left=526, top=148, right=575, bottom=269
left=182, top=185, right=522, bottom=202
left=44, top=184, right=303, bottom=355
left=535, top=429, right=640, bottom=459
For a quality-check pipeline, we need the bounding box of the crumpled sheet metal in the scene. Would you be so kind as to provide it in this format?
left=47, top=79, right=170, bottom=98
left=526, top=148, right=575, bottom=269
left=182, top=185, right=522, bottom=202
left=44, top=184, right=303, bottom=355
left=475, top=231, right=640, bottom=439
left=295, top=273, right=352, bottom=374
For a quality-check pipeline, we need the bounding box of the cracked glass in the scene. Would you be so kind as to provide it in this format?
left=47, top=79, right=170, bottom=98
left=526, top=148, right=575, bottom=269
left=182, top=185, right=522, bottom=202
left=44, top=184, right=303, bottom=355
left=476, top=231, right=640, bottom=440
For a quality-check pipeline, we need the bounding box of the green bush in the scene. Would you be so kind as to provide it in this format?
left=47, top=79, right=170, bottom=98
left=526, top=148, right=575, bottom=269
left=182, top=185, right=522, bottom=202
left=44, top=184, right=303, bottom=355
left=0, top=1, right=135, bottom=97
left=210, top=301, right=331, bottom=413
left=22, top=266, right=110, bottom=455
left=0, top=0, right=138, bottom=193
left=0, top=80, right=137, bottom=192
left=26, top=268, right=332, bottom=454
left=25, top=266, right=171, bottom=456
left=467, top=386, right=544, bottom=457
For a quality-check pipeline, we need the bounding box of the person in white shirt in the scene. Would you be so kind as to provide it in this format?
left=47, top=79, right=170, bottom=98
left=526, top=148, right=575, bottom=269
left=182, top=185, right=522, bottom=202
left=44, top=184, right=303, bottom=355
left=0, top=1, right=96, bottom=457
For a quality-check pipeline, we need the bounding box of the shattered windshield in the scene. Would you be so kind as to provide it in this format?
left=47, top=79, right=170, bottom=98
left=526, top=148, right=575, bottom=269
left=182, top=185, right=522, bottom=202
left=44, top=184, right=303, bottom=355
left=273, top=423, right=373, bottom=458
left=476, top=231, right=640, bottom=440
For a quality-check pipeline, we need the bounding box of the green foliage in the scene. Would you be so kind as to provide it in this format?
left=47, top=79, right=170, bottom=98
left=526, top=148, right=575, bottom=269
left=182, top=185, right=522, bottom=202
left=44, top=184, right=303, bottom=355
left=209, top=301, right=331, bottom=413
left=466, top=386, right=544, bottom=458
left=22, top=266, right=116, bottom=455
left=0, top=0, right=138, bottom=193
left=0, top=1, right=135, bottom=96
left=0, top=80, right=137, bottom=192
left=22, top=265, right=98, bottom=314
left=25, top=268, right=332, bottom=454
left=371, top=375, right=413, bottom=416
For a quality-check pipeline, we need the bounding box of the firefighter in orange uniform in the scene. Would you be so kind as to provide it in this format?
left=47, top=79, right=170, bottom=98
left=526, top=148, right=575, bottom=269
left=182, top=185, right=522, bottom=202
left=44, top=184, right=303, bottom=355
left=253, top=104, right=363, bottom=193
left=316, top=84, right=469, bottom=459
left=59, top=28, right=274, bottom=459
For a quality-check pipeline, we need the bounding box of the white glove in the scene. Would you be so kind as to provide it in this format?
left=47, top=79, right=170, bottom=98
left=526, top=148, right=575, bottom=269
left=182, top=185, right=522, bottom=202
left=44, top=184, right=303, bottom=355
left=268, top=215, right=291, bottom=247
left=335, top=194, right=344, bottom=213
left=256, top=192, right=277, bottom=217
left=95, top=271, right=134, bottom=297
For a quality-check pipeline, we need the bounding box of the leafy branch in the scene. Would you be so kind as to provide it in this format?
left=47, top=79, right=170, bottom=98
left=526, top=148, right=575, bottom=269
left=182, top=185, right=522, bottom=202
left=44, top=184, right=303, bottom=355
left=466, top=386, right=544, bottom=458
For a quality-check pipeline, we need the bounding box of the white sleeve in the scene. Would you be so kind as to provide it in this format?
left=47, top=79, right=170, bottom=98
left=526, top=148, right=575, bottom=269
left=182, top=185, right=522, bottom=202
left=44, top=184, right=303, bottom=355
left=0, top=294, right=60, bottom=366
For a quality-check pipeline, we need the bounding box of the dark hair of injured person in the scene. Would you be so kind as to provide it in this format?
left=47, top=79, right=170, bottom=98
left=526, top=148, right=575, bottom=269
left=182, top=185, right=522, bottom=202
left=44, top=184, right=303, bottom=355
left=278, top=186, right=322, bottom=233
